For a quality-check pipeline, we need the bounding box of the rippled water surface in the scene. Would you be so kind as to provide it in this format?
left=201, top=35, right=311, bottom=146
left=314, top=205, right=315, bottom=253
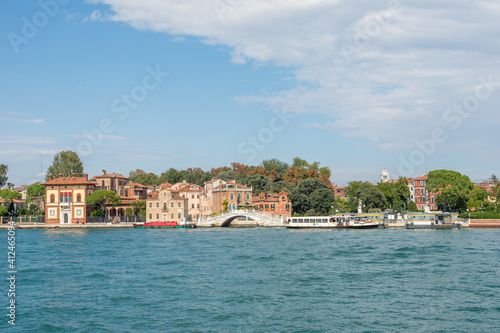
left=2, top=228, right=500, bottom=332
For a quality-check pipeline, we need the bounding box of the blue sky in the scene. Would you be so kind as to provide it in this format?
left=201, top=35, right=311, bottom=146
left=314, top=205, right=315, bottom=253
left=1, top=0, right=500, bottom=187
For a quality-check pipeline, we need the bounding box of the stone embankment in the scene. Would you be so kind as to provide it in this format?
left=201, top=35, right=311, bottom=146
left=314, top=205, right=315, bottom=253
left=468, top=219, right=500, bottom=228
left=0, top=223, right=134, bottom=229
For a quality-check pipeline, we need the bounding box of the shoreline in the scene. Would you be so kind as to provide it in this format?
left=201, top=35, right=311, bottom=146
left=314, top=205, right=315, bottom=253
left=1, top=223, right=500, bottom=229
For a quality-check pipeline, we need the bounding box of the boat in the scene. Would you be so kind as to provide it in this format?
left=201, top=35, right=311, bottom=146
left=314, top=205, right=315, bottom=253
left=133, top=221, right=197, bottom=229
left=405, top=213, right=460, bottom=229
left=286, top=214, right=383, bottom=229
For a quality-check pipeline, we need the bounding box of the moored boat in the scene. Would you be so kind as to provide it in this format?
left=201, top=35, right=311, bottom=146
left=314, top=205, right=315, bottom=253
left=133, top=221, right=197, bottom=229
left=405, top=212, right=460, bottom=229
left=286, top=214, right=383, bottom=229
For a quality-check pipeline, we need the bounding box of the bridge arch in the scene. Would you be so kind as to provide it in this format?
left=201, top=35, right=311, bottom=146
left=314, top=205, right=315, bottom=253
left=220, top=214, right=258, bottom=227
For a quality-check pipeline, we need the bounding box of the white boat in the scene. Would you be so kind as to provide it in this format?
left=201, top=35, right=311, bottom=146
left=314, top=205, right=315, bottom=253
left=286, top=214, right=383, bottom=229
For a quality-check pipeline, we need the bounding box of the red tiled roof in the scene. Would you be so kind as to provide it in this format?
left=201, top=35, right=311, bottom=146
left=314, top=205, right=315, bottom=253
left=93, top=173, right=128, bottom=179
left=160, top=183, right=172, bottom=189
left=413, top=175, right=428, bottom=180
left=42, top=176, right=96, bottom=186
left=172, top=195, right=186, bottom=200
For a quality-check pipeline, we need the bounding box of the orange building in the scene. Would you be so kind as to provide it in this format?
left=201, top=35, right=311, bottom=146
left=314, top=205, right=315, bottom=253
left=43, top=173, right=96, bottom=224
left=201, top=179, right=253, bottom=216
left=252, top=191, right=291, bottom=218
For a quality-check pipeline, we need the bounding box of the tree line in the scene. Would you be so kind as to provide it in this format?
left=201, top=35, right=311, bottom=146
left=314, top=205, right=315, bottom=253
left=2, top=151, right=500, bottom=218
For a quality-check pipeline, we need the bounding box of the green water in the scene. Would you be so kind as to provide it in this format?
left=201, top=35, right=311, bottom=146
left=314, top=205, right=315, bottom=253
left=2, top=228, right=499, bottom=332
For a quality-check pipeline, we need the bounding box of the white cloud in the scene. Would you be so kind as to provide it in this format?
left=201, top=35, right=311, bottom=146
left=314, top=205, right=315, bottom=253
left=89, top=0, right=500, bottom=154
left=0, top=112, right=45, bottom=124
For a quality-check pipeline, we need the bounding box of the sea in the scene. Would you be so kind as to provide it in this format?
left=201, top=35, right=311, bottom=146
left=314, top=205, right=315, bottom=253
left=2, top=227, right=500, bottom=332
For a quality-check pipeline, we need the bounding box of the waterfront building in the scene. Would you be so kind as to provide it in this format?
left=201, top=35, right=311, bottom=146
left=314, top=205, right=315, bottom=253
left=252, top=191, right=292, bottom=218
left=201, top=179, right=253, bottom=216
left=42, top=173, right=96, bottom=224
left=171, top=180, right=203, bottom=220
left=409, top=175, right=437, bottom=211
left=146, top=184, right=188, bottom=222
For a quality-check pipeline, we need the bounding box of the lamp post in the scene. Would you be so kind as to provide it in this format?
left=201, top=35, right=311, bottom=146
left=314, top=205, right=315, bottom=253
left=331, top=205, right=334, bottom=216
left=481, top=204, right=483, bottom=219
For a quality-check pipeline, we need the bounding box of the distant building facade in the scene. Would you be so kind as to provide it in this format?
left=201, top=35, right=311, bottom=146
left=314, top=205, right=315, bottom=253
left=252, top=191, right=291, bottom=217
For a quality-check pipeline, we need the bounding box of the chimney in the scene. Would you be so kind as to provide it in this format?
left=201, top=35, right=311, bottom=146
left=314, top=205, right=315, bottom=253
left=102, top=169, right=106, bottom=175
left=58, top=173, right=63, bottom=178
left=83, top=173, right=88, bottom=181
left=72, top=173, right=76, bottom=177
left=48, top=174, right=53, bottom=181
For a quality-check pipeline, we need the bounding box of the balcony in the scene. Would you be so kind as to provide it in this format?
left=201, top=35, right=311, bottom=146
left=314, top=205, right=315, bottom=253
left=60, top=202, right=71, bottom=207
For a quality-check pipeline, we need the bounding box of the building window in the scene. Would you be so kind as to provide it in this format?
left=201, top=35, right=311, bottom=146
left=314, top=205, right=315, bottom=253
left=192, top=194, right=194, bottom=199
left=149, top=213, right=152, bottom=219
left=259, top=204, right=263, bottom=210
left=171, top=213, right=174, bottom=219
left=178, top=202, right=181, bottom=208
left=286, top=204, right=290, bottom=211
left=156, top=213, right=159, bottom=219
left=163, top=202, right=167, bottom=211
left=237, top=193, right=241, bottom=202
left=265, top=204, right=269, bottom=210
left=149, top=202, right=152, bottom=208
left=50, top=194, right=55, bottom=203
left=191, top=204, right=194, bottom=209
left=230, top=193, right=234, bottom=200
left=102, top=180, right=105, bottom=187
left=271, top=204, right=275, bottom=210
left=125, top=190, right=128, bottom=197
left=171, top=202, right=174, bottom=208
left=197, top=204, right=199, bottom=208
left=163, top=192, right=167, bottom=198
left=77, top=194, right=81, bottom=203
left=178, top=213, right=181, bottom=219
left=156, top=202, right=159, bottom=208
left=246, top=193, right=250, bottom=200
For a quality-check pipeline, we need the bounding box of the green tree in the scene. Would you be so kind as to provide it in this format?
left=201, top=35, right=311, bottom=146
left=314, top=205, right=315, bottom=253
left=0, top=190, right=22, bottom=217
left=407, top=201, right=419, bottom=212
left=290, top=178, right=330, bottom=214
left=0, top=164, right=8, bottom=187
left=490, top=174, right=499, bottom=202
left=132, top=200, right=146, bottom=216
left=0, top=189, right=22, bottom=204
left=467, top=186, right=489, bottom=211
left=86, top=190, right=122, bottom=218
left=348, top=182, right=387, bottom=213
left=261, top=159, right=289, bottom=177
left=0, top=206, right=8, bottom=216
left=125, top=208, right=134, bottom=217
left=246, top=174, right=273, bottom=194
left=331, top=197, right=350, bottom=213
left=26, top=183, right=45, bottom=205
left=310, top=188, right=335, bottom=214
left=377, top=178, right=410, bottom=209
left=131, top=173, right=161, bottom=186
left=427, top=170, right=474, bottom=213
left=46, top=150, right=84, bottom=180
left=222, top=199, right=229, bottom=212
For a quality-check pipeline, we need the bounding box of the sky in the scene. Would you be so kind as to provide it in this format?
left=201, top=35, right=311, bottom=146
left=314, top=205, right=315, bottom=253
left=1, top=0, right=499, bottom=187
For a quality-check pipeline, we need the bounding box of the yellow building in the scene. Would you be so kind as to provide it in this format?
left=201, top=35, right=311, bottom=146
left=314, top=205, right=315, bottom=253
left=146, top=185, right=188, bottom=222
left=43, top=173, right=96, bottom=224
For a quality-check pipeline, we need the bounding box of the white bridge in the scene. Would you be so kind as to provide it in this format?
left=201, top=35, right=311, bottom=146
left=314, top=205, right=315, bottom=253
left=197, top=210, right=286, bottom=227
